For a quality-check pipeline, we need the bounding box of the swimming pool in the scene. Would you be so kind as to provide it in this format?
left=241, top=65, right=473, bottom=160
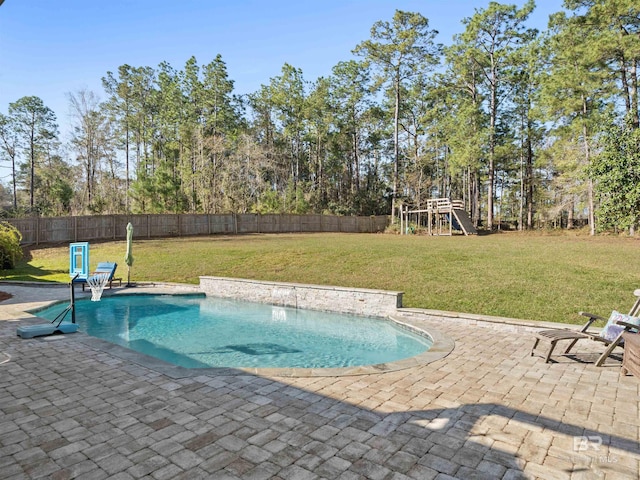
left=35, top=294, right=433, bottom=370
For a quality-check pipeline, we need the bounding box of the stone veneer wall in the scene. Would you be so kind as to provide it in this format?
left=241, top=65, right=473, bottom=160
left=199, top=276, right=403, bottom=318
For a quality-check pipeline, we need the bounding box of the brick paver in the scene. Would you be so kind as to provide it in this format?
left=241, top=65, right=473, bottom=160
left=1, top=284, right=639, bottom=479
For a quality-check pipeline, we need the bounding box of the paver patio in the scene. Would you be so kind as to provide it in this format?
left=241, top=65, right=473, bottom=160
left=0, top=283, right=638, bottom=479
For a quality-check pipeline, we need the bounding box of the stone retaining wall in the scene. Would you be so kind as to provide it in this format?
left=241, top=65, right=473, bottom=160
left=199, top=276, right=403, bottom=317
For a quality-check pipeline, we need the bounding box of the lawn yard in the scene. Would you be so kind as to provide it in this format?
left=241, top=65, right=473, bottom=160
left=4, top=231, right=640, bottom=324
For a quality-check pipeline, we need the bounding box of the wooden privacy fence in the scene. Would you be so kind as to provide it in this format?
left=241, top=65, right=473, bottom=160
left=7, top=214, right=390, bottom=245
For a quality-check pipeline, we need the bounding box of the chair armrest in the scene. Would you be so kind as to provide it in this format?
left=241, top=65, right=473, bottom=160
left=616, top=320, right=639, bottom=331
left=578, top=311, right=606, bottom=332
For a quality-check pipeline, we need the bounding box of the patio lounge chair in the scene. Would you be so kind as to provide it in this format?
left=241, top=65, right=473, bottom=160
left=73, top=262, right=121, bottom=291
left=531, top=289, right=640, bottom=366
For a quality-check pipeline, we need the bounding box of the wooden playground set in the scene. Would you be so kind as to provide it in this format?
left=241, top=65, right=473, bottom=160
left=400, top=198, right=478, bottom=236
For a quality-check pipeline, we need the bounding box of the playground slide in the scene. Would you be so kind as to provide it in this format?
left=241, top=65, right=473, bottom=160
left=451, top=209, right=478, bottom=235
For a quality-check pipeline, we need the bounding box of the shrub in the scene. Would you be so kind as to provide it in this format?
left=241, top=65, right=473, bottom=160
left=0, top=222, right=23, bottom=269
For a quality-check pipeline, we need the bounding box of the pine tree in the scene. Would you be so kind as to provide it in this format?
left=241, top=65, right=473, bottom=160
left=354, top=10, right=441, bottom=222
left=8, top=96, right=59, bottom=212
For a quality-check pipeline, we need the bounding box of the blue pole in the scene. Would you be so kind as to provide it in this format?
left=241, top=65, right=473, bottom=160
left=70, top=274, right=78, bottom=324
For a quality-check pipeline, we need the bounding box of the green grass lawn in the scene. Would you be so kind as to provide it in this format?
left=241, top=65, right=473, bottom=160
left=3, top=231, right=639, bottom=324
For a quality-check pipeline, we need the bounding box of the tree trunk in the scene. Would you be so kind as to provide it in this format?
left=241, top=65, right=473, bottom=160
left=30, top=126, right=35, bottom=210
left=125, top=122, right=130, bottom=214
left=352, top=131, right=360, bottom=194
left=11, top=153, right=17, bottom=210
left=581, top=94, right=595, bottom=236
left=487, top=60, right=497, bottom=231
left=567, top=199, right=574, bottom=229
left=391, top=76, right=401, bottom=223
left=526, top=131, right=534, bottom=230
left=473, top=170, right=481, bottom=228
left=620, top=55, right=632, bottom=117
left=631, top=59, right=639, bottom=129
left=519, top=146, right=524, bottom=231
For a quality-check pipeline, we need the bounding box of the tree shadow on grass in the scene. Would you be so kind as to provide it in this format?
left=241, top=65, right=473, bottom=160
left=0, top=263, right=67, bottom=282
left=1, top=247, right=69, bottom=282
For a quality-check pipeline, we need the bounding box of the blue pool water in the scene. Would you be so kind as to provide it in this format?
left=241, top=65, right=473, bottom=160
left=35, top=294, right=432, bottom=369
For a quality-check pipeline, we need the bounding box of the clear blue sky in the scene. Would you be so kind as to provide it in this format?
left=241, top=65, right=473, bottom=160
left=0, top=0, right=564, bottom=139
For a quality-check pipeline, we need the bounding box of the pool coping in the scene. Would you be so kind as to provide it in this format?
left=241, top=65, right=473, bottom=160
left=19, top=282, right=455, bottom=378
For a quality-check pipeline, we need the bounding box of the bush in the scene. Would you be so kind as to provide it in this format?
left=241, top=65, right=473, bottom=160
left=0, top=222, right=23, bottom=269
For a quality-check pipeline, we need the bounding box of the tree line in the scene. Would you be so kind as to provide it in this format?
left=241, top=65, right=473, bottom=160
left=0, top=0, right=638, bottom=234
